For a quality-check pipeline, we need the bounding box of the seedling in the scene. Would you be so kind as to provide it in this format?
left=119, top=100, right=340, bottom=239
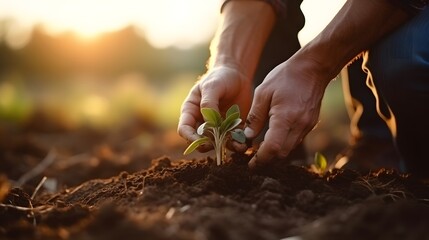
left=183, top=104, right=246, bottom=165
left=311, top=152, right=348, bottom=174
left=311, top=152, right=328, bottom=174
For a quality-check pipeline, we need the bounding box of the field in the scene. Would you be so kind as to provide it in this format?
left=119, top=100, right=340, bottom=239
left=1, top=26, right=428, bottom=240
left=1, top=125, right=429, bottom=240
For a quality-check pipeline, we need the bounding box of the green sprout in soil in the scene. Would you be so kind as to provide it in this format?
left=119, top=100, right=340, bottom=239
left=311, top=152, right=349, bottom=174
left=183, top=104, right=246, bottom=165
left=311, top=152, right=328, bottom=175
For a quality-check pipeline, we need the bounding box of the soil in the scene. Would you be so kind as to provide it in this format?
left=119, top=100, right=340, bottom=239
left=1, top=126, right=429, bottom=240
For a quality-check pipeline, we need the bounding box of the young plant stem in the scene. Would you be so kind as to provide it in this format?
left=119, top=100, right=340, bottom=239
left=214, top=128, right=222, bottom=165
left=216, top=145, right=222, bottom=166
left=222, top=142, right=226, bottom=164
left=183, top=104, right=246, bottom=165
left=220, top=132, right=228, bottom=165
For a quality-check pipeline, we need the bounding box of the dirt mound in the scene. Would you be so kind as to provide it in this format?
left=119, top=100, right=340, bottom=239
left=1, top=153, right=429, bottom=240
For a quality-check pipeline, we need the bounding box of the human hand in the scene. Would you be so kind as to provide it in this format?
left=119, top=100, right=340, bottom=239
left=244, top=58, right=331, bottom=168
left=178, top=66, right=253, bottom=152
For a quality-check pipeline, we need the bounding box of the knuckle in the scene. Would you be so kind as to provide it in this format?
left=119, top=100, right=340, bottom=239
left=254, top=85, right=263, bottom=95
left=262, top=139, right=290, bottom=160
left=246, top=112, right=261, bottom=125
left=298, top=116, right=317, bottom=132
left=177, top=128, right=188, bottom=139
left=281, top=109, right=299, bottom=119
left=200, top=79, right=212, bottom=89
left=200, top=99, right=211, bottom=108
left=266, top=142, right=282, bottom=155
left=177, top=131, right=189, bottom=142
left=177, top=126, right=183, bottom=135
left=277, top=151, right=290, bottom=159
left=254, top=85, right=268, bottom=98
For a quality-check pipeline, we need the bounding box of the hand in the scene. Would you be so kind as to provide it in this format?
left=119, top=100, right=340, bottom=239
left=178, top=66, right=253, bottom=151
left=244, top=58, right=331, bottom=168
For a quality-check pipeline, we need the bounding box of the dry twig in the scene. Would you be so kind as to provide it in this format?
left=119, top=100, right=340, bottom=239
left=16, top=149, right=56, bottom=187
left=31, top=176, right=47, bottom=200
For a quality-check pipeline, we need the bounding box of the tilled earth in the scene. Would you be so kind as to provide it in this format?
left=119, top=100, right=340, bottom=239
left=2, top=149, right=429, bottom=240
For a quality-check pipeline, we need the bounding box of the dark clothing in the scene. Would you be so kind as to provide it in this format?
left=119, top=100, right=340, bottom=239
left=221, top=0, right=289, bottom=17
left=220, top=0, right=307, bottom=161
left=344, top=58, right=403, bottom=172
left=253, top=0, right=304, bottom=85
left=220, top=0, right=429, bottom=175
left=392, top=0, right=428, bottom=14
left=222, top=0, right=428, bottom=16
left=347, top=59, right=392, bottom=140
left=251, top=0, right=306, bottom=161
left=367, top=6, right=429, bottom=177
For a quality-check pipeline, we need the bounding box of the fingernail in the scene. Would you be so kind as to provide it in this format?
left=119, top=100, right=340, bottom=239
left=244, top=127, right=254, bottom=138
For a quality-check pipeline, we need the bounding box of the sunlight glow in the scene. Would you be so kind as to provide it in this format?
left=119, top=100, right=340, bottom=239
left=82, top=95, right=109, bottom=118
left=0, top=0, right=346, bottom=48
left=0, top=82, right=15, bottom=108
left=0, top=0, right=221, bottom=48
left=299, top=0, right=347, bottom=46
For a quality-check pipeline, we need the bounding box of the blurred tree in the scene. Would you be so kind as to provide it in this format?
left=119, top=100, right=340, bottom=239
left=0, top=25, right=209, bottom=83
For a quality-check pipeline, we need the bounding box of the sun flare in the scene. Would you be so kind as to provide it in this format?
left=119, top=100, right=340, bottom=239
left=0, top=0, right=221, bottom=48
left=0, top=0, right=347, bottom=48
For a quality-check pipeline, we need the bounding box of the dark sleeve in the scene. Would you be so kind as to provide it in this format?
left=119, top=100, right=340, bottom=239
left=390, top=0, right=428, bottom=15
left=221, top=0, right=288, bottom=18
left=251, top=0, right=305, bottom=85
left=218, top=0, right=305, bottom=86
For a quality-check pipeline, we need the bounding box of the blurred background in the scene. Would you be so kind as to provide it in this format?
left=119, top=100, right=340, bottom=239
left=0, top=0, right=349, bottom=187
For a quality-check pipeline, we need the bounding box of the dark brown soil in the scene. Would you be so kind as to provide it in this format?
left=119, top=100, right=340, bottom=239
left=2, top=147, right=429, bottom=240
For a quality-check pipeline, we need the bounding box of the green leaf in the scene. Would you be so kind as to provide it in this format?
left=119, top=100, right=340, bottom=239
left=231, top=129, right=246, bottom=143
left=226, top=104, right=240, bottom=119
left=221, top=118, right=241, bottom=133
left=221, top=104, right=241, bottom=132
left=183, top=137, right=210, bottom=155
left=314, top=152, right=327, bottom=172
left=221, top=110, right=238, bottom=129
left=201, top=108, right=222, bottom=126
left=197, top=122, right=215, bottom=135
left=197, top=122, right=208, bottom=135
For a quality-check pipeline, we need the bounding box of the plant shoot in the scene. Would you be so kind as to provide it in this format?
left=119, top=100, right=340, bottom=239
left=183, top=104, right=246, bottom=165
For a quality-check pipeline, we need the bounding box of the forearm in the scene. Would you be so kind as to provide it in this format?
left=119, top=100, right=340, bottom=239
left=208, top=1, right=276, bottom=81
left=295, top=0, right=410, bottom=82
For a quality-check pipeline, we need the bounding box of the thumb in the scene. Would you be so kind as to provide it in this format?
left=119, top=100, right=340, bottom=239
left=244, top=89, right=270, bottom=140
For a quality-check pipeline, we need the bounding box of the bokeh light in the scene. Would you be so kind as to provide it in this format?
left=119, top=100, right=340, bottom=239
left=0, top=0, right=349, bottom=159
left=0, top=0, right=221, bottom=48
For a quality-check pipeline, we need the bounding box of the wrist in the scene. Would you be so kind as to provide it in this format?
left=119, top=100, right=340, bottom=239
left=208, top=55, right=248, bottom=77
left=290, top=44, right=343, bottom=87
left=207, top=1, right=276, bottom=81
left=293, top=0, right=410, bottom=84
left=206, top=57, right=253, bottom=85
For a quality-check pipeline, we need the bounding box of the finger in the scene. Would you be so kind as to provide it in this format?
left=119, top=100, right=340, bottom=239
left=227, top=121, right=249, bottom=153
left=230, top=141, right=248, bottom=153
left=244, top=86, right=271, bottom=140
left=278, top=127, right=305, bottom=159
left=178, top=86, right=202, bottom=142
left=293, top=120, right=317, bottom=149
left=178, top=107, right=200, bottom=138
left=178, top=110, right=214, bottom=153
left=248, top=111, right=318, bottom=168
left=248, top=110, right=294, bottom=168
left=289, top=110, right=319, bottom=149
